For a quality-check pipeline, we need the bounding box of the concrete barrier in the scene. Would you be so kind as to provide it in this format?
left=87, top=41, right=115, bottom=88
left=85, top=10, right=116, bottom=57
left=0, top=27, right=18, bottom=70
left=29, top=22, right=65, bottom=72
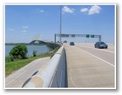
left=23, top=46, right=67, bottom=88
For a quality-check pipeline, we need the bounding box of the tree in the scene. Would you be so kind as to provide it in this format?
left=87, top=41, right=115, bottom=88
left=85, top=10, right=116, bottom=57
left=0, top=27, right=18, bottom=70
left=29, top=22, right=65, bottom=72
left=9, top=44, right=28, bottom=59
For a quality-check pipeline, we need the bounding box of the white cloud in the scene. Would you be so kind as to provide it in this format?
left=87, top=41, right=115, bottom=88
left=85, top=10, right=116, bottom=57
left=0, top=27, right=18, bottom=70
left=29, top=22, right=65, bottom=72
left=88, top=5, right=102, bottom=15
left=80, top=8, right=88, bottom=12
left=40, top=10, right=44, bottom=13
left=62, top=6, right=75, bottom=14
left=21, top=30, right=27, bottom=32
left=22, top=26, right=28, bottom=29
left=80, top=5, right=102, bottom=15
left=7, top=28, right=15, bottom=31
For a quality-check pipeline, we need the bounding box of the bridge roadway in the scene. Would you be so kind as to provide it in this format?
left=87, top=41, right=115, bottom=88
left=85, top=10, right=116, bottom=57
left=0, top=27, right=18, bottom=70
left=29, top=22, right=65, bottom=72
left=5, top=43, right=115, bottom=88
left=5, top=57, right=50, bottom=88
left=63, top=43, right=115, bottom=88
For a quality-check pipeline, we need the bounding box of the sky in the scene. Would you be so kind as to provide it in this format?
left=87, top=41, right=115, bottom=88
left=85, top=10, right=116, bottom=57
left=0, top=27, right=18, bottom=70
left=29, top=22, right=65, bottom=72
left=5, top=5, right=115, bottom=43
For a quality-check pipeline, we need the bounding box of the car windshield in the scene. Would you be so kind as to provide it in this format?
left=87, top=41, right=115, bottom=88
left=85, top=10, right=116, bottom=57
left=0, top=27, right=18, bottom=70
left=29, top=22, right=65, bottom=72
left=100, top=42, right=105, bottom=44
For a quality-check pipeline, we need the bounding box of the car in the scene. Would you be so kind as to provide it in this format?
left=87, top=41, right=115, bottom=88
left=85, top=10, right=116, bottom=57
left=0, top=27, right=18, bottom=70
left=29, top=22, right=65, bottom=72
left=63, top=40, right=67, bottom=43
left=94, top=42, right=108, bottom=49
left=70, top=42, right=75, bottom=45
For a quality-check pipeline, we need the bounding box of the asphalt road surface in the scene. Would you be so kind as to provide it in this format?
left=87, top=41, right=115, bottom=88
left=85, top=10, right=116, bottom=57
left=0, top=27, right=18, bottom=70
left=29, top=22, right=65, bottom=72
left=5, top=57, right=50, bottom=88
left=63, top=43, right=115, bottom=88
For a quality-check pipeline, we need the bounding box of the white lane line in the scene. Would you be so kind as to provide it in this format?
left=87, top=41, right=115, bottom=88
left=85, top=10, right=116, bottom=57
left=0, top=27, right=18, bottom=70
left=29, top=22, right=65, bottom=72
left=5, top=57, right=50, bottom=87
left=6, top=70, right=27, bottom=86
left=5, top=61, right=37, bottom=84
left=76, top=44, right=114, bottom=53
left=74, top=47, right=114, bottom=67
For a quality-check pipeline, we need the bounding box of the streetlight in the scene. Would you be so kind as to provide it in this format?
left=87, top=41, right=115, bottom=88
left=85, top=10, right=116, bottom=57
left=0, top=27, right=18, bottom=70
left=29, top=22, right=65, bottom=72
left=60, top=5, right=62, bottom=43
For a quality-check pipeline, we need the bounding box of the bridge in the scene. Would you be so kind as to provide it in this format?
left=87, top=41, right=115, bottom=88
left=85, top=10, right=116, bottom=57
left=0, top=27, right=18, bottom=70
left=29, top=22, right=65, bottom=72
left=5, top=35, right=49, bottom=46
left=5, top=42, right=115, bottom=88
left=5, top=40, right=60, bottom=49
left=6, top=40, right=52, bottom=45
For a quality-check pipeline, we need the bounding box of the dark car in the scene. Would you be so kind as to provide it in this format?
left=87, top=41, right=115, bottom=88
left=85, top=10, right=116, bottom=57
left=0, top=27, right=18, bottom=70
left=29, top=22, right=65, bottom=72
left=70, top=42, right=75, bottom=45
left=63, top=40, right=67, bottom=43
left=94, top=42, right=108, bottom=49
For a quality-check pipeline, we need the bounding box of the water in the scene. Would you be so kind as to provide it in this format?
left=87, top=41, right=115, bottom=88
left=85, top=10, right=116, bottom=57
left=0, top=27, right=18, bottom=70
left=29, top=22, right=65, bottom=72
left=5, top=45, right=50, bottom=57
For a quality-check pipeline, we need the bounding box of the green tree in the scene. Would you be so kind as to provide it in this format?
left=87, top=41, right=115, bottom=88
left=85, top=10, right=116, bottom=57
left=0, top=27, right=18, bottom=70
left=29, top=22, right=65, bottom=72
left=9, top=44, right=28, bottom=59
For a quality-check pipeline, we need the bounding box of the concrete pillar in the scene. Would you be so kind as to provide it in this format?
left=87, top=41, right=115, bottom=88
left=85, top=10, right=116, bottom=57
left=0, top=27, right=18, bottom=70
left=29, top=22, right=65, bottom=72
left=99, top=35, right=101, bottom=42
left=54, top=34, right=56, bottom=44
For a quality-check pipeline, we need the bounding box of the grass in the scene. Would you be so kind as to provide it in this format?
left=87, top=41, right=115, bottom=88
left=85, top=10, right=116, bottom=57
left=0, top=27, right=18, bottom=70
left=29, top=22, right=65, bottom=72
left=5, top=46, right=60, bottom=77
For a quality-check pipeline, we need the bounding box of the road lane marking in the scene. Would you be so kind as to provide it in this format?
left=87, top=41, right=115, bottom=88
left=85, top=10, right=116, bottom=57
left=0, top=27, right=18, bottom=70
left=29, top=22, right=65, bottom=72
left=6, top=70, right=27, bottom=86
left=76, top=45, right=114, bottom=53
left=5, top=57, right=51, bottom=87
left=74, top=47, right=114, bottom=67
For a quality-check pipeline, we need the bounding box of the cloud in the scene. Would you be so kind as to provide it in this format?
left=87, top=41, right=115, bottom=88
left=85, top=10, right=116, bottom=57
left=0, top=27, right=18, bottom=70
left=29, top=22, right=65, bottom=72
left=22, top=31, right=27, bottom=35
left=40, top=10, right=44, bottom=13
left=7, top=28, right=15, bottom=32
left=80, top=5, right=102, bottom=15
left=21, top=30, right=27, bottom=33
left=22, top=26, right=28, bottom=29
left=62, top=6, right=75, bottom=14
left=88, top=5, right=102, bottom=15
left=80, top=8, right=88, bottom=12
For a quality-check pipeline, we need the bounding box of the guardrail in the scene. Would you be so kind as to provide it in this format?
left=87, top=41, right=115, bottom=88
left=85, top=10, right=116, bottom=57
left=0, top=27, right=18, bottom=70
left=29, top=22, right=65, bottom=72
left=23, top=46, right=67, bottom=88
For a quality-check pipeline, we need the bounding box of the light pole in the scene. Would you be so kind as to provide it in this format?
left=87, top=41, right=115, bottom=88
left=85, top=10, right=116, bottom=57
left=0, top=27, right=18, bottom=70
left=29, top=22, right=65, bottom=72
left=60, top=5, right=62, bottom=43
